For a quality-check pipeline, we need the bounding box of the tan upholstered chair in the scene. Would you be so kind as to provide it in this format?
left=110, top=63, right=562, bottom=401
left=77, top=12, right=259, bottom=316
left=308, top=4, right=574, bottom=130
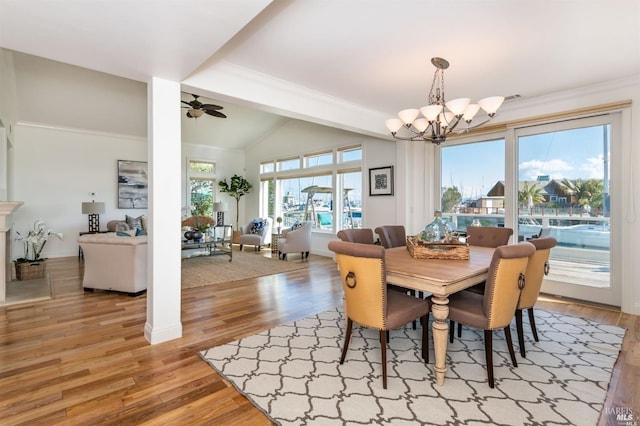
left=516, top=236, right=557, bottom=357
left=375, top=225, right=406, bottom=248
left=328, top=241, right=430, bottom=389
left=466, top=226, right=513, bottom=247
left=462, top=226, right=515, bottom=299
left=374, top=224, right=420, bottom=321
left=336, top=228, right=375, bottom=244
left=440, top=242, right=535, bottom=388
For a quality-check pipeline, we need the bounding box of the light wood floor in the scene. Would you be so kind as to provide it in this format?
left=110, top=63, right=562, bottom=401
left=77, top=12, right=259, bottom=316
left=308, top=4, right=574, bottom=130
left=0, top=253, right=637, bottom=425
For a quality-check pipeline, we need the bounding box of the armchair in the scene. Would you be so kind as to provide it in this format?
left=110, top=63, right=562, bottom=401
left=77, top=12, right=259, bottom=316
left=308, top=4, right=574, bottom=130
left=278, top=221, right=313, bottom=260
left=238, top=218, right=272, bottom=251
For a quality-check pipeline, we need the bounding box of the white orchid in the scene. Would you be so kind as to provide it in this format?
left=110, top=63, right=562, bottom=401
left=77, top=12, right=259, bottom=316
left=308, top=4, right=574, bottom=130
left=14, top=219, right=63, bottom=262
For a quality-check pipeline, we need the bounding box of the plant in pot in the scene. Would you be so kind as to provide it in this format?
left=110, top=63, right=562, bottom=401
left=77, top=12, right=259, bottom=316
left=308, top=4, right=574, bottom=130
left=14, top=219, right=63, bottom=281
left=218, top=174, right=252, bottom=243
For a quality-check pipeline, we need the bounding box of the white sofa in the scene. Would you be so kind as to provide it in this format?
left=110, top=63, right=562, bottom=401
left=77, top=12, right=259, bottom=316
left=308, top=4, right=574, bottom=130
left=79, top=233, right=147, bottom=295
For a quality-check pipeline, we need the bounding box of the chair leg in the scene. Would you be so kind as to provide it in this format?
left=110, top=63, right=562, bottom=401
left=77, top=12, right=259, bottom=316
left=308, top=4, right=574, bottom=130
left=340, top=318, right=353, bottom=364
left=239, top=244, right=243, bottom=251
left=527, top=308, right=539, bottom=342
left=457, top=322, right=462, bottom=338
left=504, top=326, right=518, bottom=368
left=305, top=251, right=310, bottom=258
left=484, top=330, right=495, bottom=388
left=515, top=309, right=526, bottom=358
left=421, top=314, right=429, bottom=363
left=449, top=320, right=455, bottom=343
left=379, top=330, right=388, bottom=389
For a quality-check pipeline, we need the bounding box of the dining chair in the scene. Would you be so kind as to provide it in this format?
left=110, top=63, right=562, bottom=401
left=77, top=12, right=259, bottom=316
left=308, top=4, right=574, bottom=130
left=336, top=228, right=375, bottom=244
left=515, top=236, right=557, bottom=357
left=466, top=225, right=514, bottom=248
left=328, top=240, right=430, bottom=389
left=460, top=225, right=515, bottom=314
left=374, top=225, right=406, bottom=249
left=439, top=242, right=535, bottom=388
left=374, top=224, right=421, bottom=324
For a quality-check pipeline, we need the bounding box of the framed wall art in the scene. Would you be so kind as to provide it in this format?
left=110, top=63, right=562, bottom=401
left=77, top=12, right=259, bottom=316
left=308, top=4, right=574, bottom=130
left=369, top=166, right=394, bottom=196
left=117, top=160, right=148, bottom=208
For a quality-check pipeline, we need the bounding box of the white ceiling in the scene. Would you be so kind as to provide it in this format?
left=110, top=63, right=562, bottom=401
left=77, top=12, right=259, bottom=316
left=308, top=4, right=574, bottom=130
left=1, top=0, right=639, bottom=146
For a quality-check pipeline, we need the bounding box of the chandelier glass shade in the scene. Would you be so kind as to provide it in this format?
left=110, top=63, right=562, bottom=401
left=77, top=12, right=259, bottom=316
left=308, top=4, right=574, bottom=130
left=385, top=57, right=504, bottom=145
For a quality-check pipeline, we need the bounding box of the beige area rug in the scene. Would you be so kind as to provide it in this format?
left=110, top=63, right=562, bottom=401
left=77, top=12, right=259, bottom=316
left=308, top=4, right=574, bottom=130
left=201, top=307, right=625, bottom=425
left=4, top=276, right=52, bottom=306
left=181, top=249, right=310, bottom=289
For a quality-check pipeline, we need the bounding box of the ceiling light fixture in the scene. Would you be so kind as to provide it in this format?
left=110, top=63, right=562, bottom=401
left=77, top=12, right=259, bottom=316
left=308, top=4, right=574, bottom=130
left=187, top=108, right=205, bottom=118
left=385, top=57, right=504, bottom=145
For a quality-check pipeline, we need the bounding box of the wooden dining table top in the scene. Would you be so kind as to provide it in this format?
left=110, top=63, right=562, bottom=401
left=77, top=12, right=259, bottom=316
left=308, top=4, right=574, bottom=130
left=384, top=245, right=495, bottom=296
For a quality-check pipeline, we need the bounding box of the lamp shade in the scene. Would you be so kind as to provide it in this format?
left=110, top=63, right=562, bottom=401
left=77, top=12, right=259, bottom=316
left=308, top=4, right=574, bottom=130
left=212, top=202, right=227, bottom=212
left=82, top=202, right=105, bottom=215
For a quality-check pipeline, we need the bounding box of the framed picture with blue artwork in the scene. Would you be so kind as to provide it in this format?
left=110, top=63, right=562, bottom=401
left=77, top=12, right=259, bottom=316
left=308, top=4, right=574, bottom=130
left=118, top=160, right=148, bottom=208
left=369, top=166, right=394, bottom=196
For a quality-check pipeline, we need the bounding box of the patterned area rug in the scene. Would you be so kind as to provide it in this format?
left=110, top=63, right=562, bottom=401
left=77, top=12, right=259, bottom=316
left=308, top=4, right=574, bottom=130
left=181, top=249, right=311, bottom=289
left=200, top=307, right=625, bottom=425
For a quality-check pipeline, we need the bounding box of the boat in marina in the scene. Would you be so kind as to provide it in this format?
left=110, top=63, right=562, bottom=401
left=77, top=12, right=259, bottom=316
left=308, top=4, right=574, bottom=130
left=519, top=222, right=610, bottom=250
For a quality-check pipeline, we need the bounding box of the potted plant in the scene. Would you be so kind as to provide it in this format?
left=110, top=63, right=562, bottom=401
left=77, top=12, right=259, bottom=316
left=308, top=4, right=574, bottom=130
left=14, top=219, right=63, bottom=281
left=218, top=174, right=252, bottom=243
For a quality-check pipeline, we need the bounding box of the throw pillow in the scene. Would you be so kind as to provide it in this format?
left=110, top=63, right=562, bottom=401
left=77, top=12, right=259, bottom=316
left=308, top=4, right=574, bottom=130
left=114, top=222, right=131, bottom=232
left=126, top=215, right=143, bottom=231
left=136, top=229, right=147, bottom=236
left=117, top=230, right=136, bottom=237
left=250, top=219, right=265, bottom=235
left=291, top=221, right=303, bottom=230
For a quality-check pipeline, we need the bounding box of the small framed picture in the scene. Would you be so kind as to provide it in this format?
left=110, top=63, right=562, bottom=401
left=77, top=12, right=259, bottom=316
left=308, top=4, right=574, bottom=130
left=369, top=166, right=394, bottom=196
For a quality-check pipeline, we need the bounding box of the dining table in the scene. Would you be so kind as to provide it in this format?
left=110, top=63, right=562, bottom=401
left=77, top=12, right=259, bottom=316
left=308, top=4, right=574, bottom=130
left=384, top=245, right=495, bottom=386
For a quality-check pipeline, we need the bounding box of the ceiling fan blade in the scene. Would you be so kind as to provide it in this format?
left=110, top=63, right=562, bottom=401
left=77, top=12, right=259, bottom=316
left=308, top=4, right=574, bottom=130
left=205, top=110, right=227, bottom=118
left=201, top=104, right=223, bottom=111
left=181, top=100, right=193, bottom=106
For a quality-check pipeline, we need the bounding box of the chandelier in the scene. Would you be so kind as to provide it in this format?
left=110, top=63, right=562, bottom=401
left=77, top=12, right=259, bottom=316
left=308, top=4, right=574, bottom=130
left=385, top=57, right=504, bottom=145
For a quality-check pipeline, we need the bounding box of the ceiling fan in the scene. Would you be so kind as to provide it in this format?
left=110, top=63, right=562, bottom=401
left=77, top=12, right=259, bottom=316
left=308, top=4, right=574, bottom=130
left=181, top=94, right=227, bottom=119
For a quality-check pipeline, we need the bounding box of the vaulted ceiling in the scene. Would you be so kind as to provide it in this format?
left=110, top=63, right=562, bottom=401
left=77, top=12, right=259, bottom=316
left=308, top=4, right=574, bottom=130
left=1, top=0, right=638, bottom=148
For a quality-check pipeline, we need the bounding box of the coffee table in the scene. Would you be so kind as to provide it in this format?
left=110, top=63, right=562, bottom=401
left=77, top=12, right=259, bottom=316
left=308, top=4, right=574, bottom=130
left=182, top=225, right=232, bottom=261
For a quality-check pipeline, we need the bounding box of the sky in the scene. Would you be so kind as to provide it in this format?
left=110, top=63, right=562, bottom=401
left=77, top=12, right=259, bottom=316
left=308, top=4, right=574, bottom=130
left=441, top=124, right=609, bottom=200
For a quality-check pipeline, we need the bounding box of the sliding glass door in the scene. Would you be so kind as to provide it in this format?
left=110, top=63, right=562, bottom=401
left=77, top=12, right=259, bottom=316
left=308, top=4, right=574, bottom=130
left=439, top=113, right=620, bottom=307
left=515, top=115, right=618, bottom=306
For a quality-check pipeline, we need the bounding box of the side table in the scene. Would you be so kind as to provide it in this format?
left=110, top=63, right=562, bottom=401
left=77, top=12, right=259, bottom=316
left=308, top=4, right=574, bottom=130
left=271, top=233, right=282, bottom=253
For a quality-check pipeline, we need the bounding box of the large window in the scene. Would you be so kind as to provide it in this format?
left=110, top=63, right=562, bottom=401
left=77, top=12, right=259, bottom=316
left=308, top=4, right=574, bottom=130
left=187, top=159, right=216, bottom=217
left=260, top=146, right=362, bottom=232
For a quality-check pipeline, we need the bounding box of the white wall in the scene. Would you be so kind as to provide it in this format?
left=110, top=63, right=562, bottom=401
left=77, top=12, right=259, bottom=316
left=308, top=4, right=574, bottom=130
left=12, top=123, right=147, bottom=259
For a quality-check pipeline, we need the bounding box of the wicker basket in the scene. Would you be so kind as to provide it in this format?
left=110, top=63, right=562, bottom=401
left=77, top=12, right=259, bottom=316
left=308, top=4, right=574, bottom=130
left=406, top=236, right=470, bottom=260
left=14, top=261, right=47, bottom=281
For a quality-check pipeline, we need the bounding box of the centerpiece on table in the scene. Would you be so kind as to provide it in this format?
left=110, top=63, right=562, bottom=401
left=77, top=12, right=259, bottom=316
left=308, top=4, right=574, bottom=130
left=14, top=219, right=63, bottom=280
left=406, top=211, right=469, bottom=260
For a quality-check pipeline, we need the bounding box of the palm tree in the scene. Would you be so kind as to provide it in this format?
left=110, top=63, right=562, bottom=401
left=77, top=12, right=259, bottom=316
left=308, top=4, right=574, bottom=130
left=518, top=182, right=545, bottom=207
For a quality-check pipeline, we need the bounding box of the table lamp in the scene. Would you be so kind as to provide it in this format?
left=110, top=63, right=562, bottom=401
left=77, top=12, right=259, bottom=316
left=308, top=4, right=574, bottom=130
left=82, top=201, right=105, bottom=233
left=213, top=202, right=226, bottom=226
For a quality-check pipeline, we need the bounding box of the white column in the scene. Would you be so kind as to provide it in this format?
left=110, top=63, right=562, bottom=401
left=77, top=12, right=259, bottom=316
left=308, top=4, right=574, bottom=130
left=0, top=202, right=23, bottom=303
left=144, top=78, right=182, bottom=344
